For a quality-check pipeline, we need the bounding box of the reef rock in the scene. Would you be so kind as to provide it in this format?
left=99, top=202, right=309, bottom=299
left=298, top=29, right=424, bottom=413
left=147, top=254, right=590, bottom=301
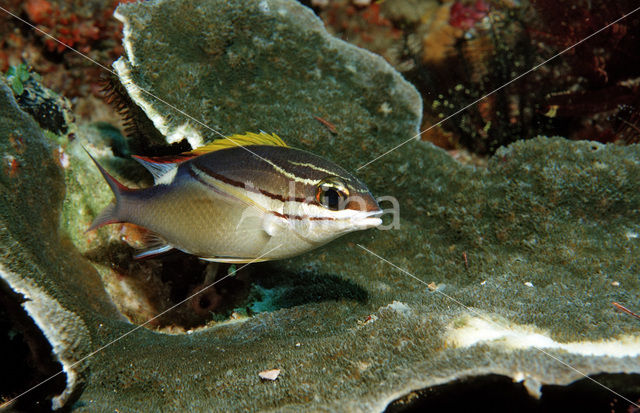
left=112, top=0, right=421, bottom=155
left=1, top=0, right=639, bottom=411
left=0, top=82, right=123, bottom=409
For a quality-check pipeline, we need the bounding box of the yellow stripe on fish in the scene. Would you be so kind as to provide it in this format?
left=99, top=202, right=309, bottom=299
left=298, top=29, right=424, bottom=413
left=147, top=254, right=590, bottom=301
left=87, top=132, right=382, bottom=262
left=187, top=131, right=288, bottom=155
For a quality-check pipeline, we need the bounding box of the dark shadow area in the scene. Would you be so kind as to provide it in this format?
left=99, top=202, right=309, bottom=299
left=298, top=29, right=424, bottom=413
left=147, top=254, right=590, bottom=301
left=386, top=373, right=640, bottom=413
left=0, top=278, right=67, bottom=412
left=249, top=264, right=369, bottom=311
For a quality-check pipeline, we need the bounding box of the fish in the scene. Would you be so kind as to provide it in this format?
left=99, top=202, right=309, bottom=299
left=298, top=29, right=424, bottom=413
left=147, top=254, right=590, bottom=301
left=87, top=132, right=383, bottom=263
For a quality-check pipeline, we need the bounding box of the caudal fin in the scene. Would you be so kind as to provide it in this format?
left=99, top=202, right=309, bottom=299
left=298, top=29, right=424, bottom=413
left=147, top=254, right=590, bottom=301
left=84, top=149, right=132, bottom=232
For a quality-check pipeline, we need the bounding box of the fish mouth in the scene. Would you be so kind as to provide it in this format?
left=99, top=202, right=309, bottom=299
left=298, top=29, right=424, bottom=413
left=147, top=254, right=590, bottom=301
left=351, top=209, right=383, bottom=229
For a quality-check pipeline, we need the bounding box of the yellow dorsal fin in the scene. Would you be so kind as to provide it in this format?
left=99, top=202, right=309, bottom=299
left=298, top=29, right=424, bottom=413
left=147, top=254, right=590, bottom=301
left=187, top=132, right=287, bottom=156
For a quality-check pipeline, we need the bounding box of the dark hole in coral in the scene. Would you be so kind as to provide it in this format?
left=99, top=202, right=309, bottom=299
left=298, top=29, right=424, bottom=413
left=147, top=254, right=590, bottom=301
left=385, top=373, right=640, bottom=413
left=199, top=296, right=211, bottom=309
left=84, top=241, right=368, bottom=331
left=0, top=279, right=67, bottom=412
left=84, top=242, right=252, bottom=329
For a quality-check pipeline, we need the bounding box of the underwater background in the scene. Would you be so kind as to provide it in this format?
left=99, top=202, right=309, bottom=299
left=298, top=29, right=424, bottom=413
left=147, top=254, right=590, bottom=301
left=1, top=0, right=640, bottom=411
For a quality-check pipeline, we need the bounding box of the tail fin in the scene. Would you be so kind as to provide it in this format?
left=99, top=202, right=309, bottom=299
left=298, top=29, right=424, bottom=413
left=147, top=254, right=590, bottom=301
left=84, top=149, right=132, bottom=232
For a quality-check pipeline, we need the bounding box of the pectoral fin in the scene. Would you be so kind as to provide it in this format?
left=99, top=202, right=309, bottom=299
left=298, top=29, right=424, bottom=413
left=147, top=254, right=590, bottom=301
left=134, top=244, right=174, bottom=259
left=134, top=233, right=174, bottom=259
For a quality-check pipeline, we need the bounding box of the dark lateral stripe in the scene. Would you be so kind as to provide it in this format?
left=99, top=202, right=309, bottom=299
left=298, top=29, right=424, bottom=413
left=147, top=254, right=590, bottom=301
left=270, top=211, right=335, bottom=221
left=188, top=168, right=336, bottom=221
left=188, top=168, right=239, bottom=199
left=196, top=164, right=319, bottom=205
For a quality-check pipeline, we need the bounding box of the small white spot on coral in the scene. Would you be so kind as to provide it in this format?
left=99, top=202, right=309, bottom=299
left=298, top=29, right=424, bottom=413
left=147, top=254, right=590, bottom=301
left=375, top=282, right=391, bottom=292
left=611, top=281, right=620, bottom=287
left=625, top=230, right=639, bottom=240
left=357, top=361, right=370, bottom=371
left=4, top=154, right=16, bottom=169
left=382, top=301, right=411, bottom=315
left=378, top=102, right=392, bottom=115
left=524, top=282, right=533, bottom=287
left=258, top=368, right=280, bottom=381
left=57, top=146, right=69, bottom=168
left=258, top=0, right=270, bottom=13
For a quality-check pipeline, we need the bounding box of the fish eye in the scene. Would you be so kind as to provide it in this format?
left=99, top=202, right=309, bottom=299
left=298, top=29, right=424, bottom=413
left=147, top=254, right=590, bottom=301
left=316, top=177, right=349, bottom=211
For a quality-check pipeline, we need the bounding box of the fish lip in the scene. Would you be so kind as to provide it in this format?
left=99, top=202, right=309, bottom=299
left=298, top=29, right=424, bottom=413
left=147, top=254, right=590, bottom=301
left=366, top=209, right=383, bottom=218
left=351, top=209, right=383, bottom=229
left=358, top=217, right=383, bottom=229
